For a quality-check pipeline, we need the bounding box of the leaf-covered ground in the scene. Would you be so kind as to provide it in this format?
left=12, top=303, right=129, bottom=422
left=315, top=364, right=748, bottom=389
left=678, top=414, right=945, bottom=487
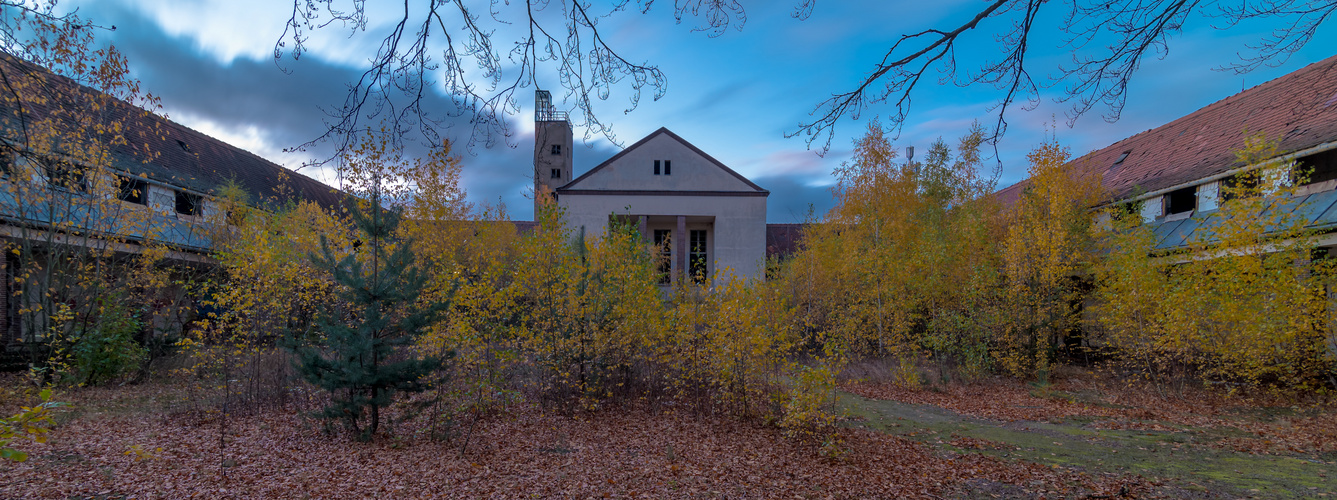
left=3, top=371, right=1332, bottom=498
left=0, top=377, right=1148, bottom=499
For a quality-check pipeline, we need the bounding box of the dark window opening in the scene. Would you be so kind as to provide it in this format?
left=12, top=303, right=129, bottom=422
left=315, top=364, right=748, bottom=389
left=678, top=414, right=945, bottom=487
left=1113, top=200, right=1144, bottom=224
left=176, top=139, right=192, bottom=153
left=689, top=229, right=707, bottom=283
left=0, top=146, right=14, bottom=178
left=664, top=160, right=672, bottom=176
left=653, top=160, right=661, bottom=176
left=175, top=190, right=202, bottom=216
left=551, top=144, right=561, bottom=155
left=44, top=159, right=86, bottom=192
left=550, top=168, right=561, bottom=179
left=1296, top=148, right=1337, bottom=186
left=117, top=175, right=147, bottom=205
left=1222, top=171, right=1261, bottom=201
left=653, top=229, right=672, bottom=284
left=1164, top=186, right=1196, bottom=215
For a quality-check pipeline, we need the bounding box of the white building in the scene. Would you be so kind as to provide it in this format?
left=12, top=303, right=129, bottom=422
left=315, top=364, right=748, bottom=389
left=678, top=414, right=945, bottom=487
left=533, top=91, right=769, bottom=283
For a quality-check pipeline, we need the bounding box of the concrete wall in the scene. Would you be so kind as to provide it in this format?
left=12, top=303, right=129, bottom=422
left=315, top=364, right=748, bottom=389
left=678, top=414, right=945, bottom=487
left=568, top=133, right=755, bottom=192
left=558, top=193, right=767, bottom=281
left=534, top=120, right=573, bottom=194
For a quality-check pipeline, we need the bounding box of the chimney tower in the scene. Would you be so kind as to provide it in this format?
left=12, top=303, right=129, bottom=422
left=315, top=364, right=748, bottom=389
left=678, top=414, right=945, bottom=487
left=534, top=90, right=573, bottom=217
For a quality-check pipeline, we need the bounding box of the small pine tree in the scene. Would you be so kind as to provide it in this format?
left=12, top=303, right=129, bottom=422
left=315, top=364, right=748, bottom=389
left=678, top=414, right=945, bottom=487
left=291, top=199, right=449, bottom=440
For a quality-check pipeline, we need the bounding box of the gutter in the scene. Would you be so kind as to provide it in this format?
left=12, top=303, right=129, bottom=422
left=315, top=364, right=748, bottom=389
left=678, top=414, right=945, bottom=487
left=1098, top=140, right=1337, bottom=208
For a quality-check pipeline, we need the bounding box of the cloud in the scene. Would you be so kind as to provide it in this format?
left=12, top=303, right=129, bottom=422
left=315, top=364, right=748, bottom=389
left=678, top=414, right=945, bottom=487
left=761, top=176, right=837, bottom=224
left=80, top=3, right=555, bottom=217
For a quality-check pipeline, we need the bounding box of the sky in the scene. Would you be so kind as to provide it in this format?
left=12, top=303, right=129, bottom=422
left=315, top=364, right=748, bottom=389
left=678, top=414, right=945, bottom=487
left=58, top=0, right=1337, bottom=223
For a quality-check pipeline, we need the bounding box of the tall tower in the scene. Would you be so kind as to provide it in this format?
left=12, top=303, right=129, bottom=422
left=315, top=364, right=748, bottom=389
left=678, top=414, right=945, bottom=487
left=534, top=90, right=573, bottom=217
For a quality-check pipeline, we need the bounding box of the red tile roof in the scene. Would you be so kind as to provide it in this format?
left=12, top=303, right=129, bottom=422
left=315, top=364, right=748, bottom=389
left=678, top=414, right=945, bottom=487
left=997, top=53, right=1337, bottom=204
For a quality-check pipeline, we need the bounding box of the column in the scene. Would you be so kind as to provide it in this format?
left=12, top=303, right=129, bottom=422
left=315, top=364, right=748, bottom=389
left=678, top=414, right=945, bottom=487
left=675, top=215, right=687, bottom=283
left=638, top=215, right=648, bottom=243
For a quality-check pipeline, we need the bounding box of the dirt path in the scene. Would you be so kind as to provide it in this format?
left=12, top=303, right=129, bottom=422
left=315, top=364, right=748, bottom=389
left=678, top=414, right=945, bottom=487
left=840, top=391, right=1336, bottom=498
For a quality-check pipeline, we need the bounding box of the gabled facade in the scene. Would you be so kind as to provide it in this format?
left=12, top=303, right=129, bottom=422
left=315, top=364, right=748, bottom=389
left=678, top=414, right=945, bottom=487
left=533, top=93, right=770, bottom=282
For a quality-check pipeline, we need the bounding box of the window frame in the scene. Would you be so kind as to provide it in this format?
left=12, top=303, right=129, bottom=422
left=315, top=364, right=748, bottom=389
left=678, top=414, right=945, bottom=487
left=43, top=158, right=88, bottom=193
left=116, top=175, right=148, bottom=205
left=689, top=229, right=707, bottom=283
left=653, top=229, right=672, bottom=284
left=175, top=190, right=203, bottom=217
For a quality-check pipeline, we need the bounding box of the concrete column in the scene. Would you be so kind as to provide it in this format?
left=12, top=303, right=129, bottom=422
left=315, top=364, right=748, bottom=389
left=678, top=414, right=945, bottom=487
left=638, top=215, right=648, bottom=243
left=675, top=215, right=686, bottom=283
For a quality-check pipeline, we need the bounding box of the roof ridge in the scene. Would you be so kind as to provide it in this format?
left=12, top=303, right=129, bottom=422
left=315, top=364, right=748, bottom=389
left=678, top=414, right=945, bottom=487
left=558, top=127, right=767, bottom=194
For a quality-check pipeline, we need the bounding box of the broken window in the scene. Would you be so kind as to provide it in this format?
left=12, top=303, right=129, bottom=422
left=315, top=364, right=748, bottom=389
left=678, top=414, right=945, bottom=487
left=175, top=190, right=202, bottom=216
left=1113, top=200, right=1144, bottom=224
left=1296, top=148, right=1337, bottom=186
left=1163, top=186, right=1196, bottom=216
left=0, top=146, right=14, bottom=178
left=117, top=175, right=147, bottom=205
left=551, top=144, right=561, bottom=155
left=1221, top=171, right=1261, bottom=201
left=44, top=159, right=87, bottom=192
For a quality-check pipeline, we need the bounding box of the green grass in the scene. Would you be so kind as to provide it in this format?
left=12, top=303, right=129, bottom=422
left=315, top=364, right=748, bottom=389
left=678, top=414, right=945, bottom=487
left=838, top=391, right=1337, bottom=498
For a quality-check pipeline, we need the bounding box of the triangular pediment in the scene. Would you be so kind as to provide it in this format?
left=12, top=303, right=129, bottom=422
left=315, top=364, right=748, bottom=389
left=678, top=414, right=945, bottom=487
left=558, top=128, right=766, bottom=194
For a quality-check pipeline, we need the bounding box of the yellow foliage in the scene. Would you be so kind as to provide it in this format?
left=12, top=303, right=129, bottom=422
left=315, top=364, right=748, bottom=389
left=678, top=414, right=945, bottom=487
left=998, top=138, right=1104, bottom=379
left=1094, top=134, right=1336, bottom=389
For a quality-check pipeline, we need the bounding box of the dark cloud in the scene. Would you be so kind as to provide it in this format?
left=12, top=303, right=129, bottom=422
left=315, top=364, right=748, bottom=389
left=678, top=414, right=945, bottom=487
left=86, top=3, right=548, bottom=217
left=80, top=4, right=838, bottom=223
left=751, top=175, right=835, bottom=224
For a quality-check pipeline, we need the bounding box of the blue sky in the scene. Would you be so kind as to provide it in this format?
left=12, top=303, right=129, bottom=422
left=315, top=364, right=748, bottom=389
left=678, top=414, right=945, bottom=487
left=63, top=1, right=1337, bottom=222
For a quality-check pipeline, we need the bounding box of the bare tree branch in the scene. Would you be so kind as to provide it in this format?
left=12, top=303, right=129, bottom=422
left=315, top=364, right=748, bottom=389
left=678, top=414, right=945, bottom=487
left=789, top=0, right=1012, bottom=155
left=276, top=0, right=758, bottom=167
left=793, top=0, right=1335, bottom=157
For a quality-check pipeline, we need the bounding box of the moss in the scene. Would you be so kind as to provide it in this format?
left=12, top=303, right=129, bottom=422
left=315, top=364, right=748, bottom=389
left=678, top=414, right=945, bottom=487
left=839, top=391, right=1337, bottom=499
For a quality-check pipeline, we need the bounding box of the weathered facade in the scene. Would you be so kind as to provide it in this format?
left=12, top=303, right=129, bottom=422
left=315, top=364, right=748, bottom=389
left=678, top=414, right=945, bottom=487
left=0, top=55, right=341, bottom=350
left=534, top=92, right=770, bottom=282
left=997, top=53, right=1337, bottom=251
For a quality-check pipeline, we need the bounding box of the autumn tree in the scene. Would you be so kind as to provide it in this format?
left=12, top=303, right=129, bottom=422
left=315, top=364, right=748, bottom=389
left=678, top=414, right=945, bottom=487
left=782, top=121, right=1000, bottom=382
left=997, top=138, right=1104, bottom=379
left=0, top=3, right=189, bottom=385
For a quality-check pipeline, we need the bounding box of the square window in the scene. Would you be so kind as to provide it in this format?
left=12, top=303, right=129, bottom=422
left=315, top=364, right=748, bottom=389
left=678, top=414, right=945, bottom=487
left=1222, top=171, right=1261, bottom=201
left=551, top=144, right=562, bottom=155
left=117, top=175, right=147, bottom=205
left=1164, top=186, right=1196, bottom=215
left=175, top=190, right=202, bottom=216
left=550, top=168, right=561, bottom=179
left=44, top=159, right=87, bottom=192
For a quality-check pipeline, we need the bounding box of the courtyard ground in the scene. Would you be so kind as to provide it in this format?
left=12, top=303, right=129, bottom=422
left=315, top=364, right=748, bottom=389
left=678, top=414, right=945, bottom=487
left=0, top=369, right=1332, bottom=498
